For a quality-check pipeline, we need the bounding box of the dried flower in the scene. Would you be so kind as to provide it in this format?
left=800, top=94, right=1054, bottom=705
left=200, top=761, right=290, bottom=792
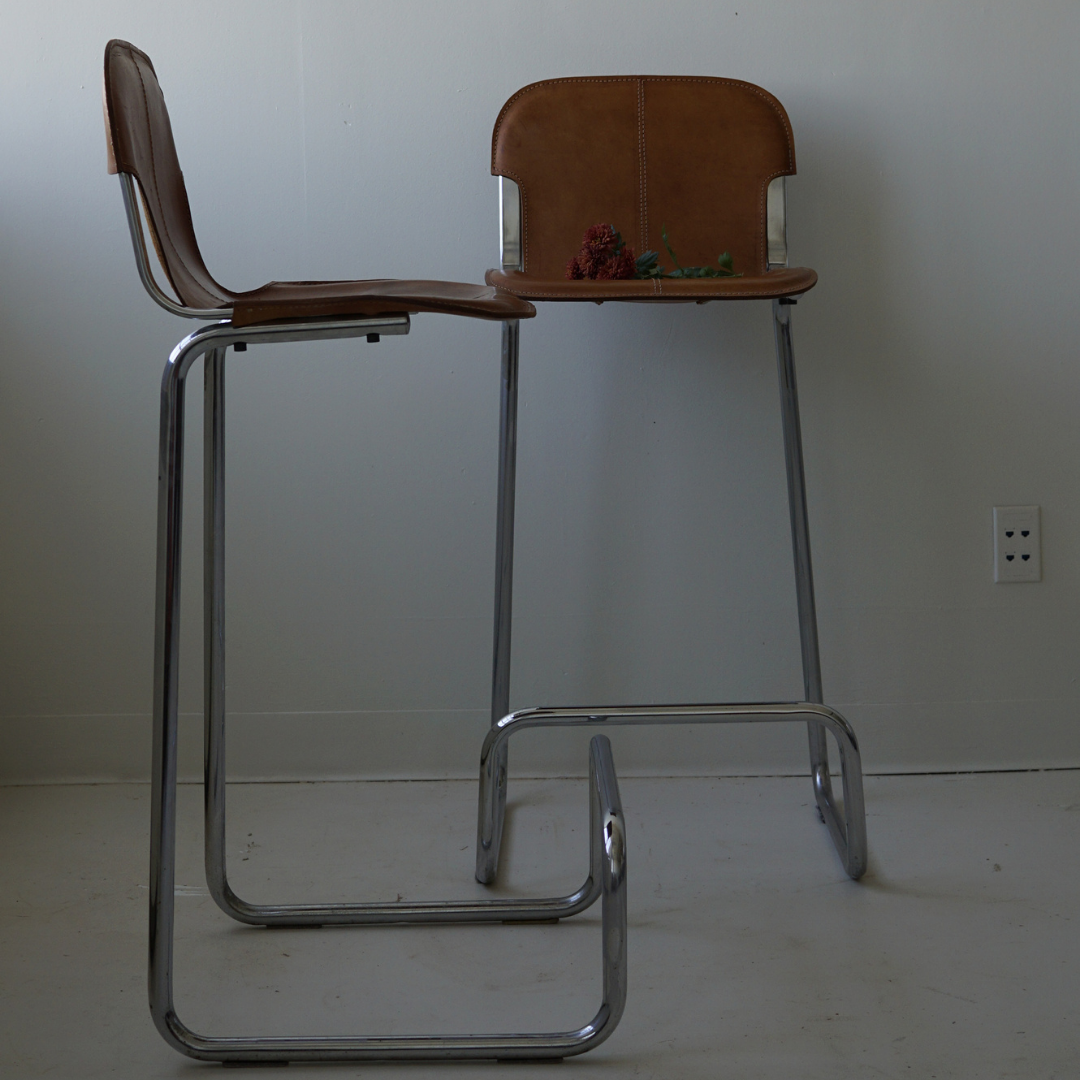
left=565, top=255, right=588, bottom=279
left=565, top=224, right=638, bottom=280
left=581, top=223, right=620, bottom=260
left=565, top=223, right=741, bottom=281
left=607, top=247, right=638, bottom=280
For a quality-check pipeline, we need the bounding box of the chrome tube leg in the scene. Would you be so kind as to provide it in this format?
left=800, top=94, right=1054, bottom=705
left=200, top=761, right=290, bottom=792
left=202, top=348, right=233, bottom=914
left=149, top=345, right=196, bottom=1054
left=772, top=300, right=834, bottom=807
left=476, top=709, right=506, bottom=884
left=488, top=319, right=519, bottom=859
left=830, top=719, right=868, bottom=878
left=590, top=736, right=628, bottom=1028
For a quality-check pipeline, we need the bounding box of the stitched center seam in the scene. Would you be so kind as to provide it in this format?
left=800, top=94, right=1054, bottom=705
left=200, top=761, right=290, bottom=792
left=637, top=78, right=648, bottom=256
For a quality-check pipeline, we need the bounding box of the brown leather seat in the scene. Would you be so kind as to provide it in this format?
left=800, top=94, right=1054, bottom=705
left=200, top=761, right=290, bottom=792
left=102, top=39, right=534, bottom=326
left=485, top=76, right=815, bottom=302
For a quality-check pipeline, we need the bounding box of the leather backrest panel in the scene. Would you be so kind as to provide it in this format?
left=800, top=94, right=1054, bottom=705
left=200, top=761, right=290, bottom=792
left=103, top=40, right=232, bottom=308
left=492, top=77, right=796, bottom=279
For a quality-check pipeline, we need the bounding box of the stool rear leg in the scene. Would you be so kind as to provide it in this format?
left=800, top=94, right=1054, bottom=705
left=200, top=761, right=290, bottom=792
left=203, top=347, right=231, bottom=914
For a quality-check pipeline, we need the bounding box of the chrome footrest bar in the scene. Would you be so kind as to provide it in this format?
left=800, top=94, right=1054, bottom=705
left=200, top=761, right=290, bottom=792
left=207, top=879, right=601, bottom=927
left=477, top=702, right=867, bottom=884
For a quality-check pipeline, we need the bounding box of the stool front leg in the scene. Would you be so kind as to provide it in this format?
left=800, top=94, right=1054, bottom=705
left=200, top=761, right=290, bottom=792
left=149, top=335, right=204, bottom=1054
left=772, top=299, right=837, bottom=820
left=489, top=318, right=520, bottom=811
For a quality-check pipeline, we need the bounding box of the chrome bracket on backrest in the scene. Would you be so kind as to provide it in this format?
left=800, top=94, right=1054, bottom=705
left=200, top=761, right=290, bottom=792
left=499, top=176, right=522, bottom=273
left=767, top=176, right=788, bottom=269
left=118, top=172, right=232, bottom=320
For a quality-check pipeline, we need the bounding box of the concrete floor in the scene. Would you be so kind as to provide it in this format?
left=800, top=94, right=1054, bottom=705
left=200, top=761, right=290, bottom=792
left=1, top=769, right=1078, bottom=1079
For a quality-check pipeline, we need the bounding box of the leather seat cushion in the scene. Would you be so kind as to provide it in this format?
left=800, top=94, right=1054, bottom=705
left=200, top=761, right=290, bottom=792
left=229, top=279, right=535, bottom=328
left=485, top=266, right=816, bottom=302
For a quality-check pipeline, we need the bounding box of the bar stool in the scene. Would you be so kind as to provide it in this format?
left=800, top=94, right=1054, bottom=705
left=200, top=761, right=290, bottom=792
left=471, top=77, right=868, bottom=885
left=104, top=41, right=627, bottom=1064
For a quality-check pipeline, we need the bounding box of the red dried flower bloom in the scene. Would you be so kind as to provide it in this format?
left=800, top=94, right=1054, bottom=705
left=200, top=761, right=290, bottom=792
left=566, top=223, right=637, bottom=280
left=609, top=247, right=637, bottom=279
left=593, top=247, right=636, bottom=280
left=567, top=222, right=740, bottom=282
left=566, top=255, right=587, bottom=280
left=581, top=223, right=620, bottom=262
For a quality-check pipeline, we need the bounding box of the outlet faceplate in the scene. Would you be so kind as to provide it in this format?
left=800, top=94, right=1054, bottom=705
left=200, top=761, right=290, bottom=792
left=993, top=505, right=1041, bottom=583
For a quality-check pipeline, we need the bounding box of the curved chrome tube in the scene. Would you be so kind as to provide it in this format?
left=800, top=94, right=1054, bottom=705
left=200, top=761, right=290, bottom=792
left=118, top=174, right=233, bottom=320
left=476, top=702, right=867, bottom=884
left=205, top=866, right=599, bottom=927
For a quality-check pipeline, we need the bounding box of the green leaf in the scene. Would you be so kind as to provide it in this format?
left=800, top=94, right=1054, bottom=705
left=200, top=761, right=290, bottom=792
left=635, top=250, right=659, bottom=271
left=661, top=226, right=682, bottom=271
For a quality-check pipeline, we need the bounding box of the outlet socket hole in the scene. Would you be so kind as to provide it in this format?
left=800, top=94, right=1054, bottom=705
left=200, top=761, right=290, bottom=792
left=994, top=506, right=1041, bottom=583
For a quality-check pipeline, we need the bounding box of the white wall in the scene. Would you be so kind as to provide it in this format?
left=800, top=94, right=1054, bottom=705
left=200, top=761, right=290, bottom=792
left=1, top=1, right=1078, bottom=782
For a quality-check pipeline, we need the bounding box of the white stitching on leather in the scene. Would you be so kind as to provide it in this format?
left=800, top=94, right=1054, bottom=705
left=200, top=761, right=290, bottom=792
left=638, top=78, right=647, bottom=255
left=492, top=76, right=796, bottom=171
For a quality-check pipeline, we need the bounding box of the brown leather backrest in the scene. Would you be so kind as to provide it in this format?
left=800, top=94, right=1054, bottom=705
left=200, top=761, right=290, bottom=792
left=103, top=40, right=231, bottom=308
left=492, top=77, right=796, bottom=279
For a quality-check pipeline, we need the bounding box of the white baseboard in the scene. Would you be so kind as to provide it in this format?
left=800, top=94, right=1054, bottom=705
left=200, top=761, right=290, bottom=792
left=2, top=699, right=1078, bottom=784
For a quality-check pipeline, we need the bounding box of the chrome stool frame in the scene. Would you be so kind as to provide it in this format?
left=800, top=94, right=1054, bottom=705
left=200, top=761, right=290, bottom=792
left=475, top=176, right=868, bottom=885
left=147, top=306, right=627, bottom=1061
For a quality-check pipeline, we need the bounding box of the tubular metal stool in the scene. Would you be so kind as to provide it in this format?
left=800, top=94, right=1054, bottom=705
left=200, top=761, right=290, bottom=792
left=473, top=77, right=868, bottom=884
left=105, top=41, right=627, bottom=1063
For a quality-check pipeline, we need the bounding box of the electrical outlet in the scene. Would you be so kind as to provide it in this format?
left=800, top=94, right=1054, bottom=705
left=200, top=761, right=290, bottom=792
left=993, top=506, right=1041, bottom=583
